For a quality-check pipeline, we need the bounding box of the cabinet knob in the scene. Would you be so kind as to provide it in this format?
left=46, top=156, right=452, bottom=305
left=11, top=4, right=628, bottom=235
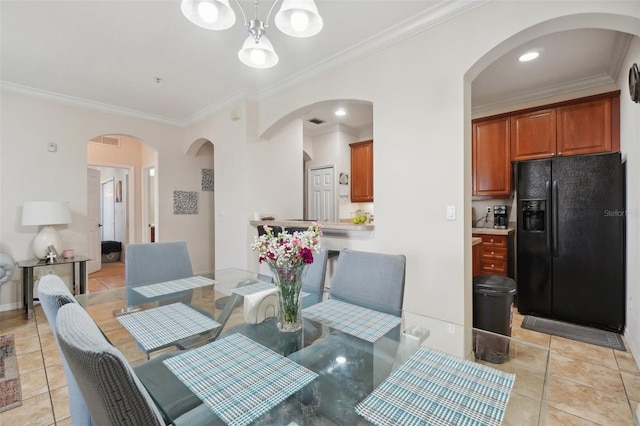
left=491, top=251, right=495, bottom=255
left=491, top=264, right=495, bottom=268
left=490, top=238, right=494, bottom=243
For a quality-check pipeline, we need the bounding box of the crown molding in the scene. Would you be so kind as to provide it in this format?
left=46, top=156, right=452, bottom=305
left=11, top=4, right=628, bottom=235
left=255, top=0, right=489, bottom=102
left=472, top=73, right=616, bottom=116
left=0, top=81, right=185, bottom=127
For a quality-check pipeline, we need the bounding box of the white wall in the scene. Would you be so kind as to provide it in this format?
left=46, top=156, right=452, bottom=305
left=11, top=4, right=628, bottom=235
left=618, top=36, right=640, bottom=358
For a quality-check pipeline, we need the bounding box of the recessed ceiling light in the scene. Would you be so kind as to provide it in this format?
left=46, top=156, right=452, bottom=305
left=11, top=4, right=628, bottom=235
left=518, top=51, right=540, bottom=62
left=335, top=108, right=346, bottom=116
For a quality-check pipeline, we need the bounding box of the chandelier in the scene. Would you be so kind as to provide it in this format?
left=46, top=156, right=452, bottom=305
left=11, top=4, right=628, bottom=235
left=181, top=0, right=323, bottom=69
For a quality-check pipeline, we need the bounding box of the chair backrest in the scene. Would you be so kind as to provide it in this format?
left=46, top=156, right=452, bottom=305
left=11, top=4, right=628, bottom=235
left=125, top=241, right=193, bottom=306
left=302, top=248, right=329, bottom=308
left=37, top=275, right=94, bottom=426
left=329, top=249, right=406, bottom=316
left=55, top=303, right=165, bottom=426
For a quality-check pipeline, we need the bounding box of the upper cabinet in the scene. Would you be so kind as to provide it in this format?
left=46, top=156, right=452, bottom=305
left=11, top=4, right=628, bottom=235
left=511, top=108, right=557, bottom=161
left=350, top=140, right=374, bottom=202
left=472, top=116, right=512, bottom=197
left=510, top=91, right=620, bottom=161
left=473, top=91, right=620, bottom=197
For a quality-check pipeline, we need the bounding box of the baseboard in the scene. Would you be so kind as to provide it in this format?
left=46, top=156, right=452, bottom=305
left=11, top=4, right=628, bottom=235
left=0, top=301, right=21, bottom=313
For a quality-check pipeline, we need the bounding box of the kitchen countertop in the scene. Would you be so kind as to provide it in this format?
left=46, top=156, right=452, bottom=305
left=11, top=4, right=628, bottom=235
left=472, top=227, right=515, bottom=236
left=472, top=237, right=482, bottom=246
left=249, top=220, right=374, bottom=232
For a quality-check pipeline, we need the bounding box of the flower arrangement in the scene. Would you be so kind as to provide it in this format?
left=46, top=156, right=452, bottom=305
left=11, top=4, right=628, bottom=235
left=251, top=223, right=322, bottom=268
left=251, top=223, right=322, bottom=331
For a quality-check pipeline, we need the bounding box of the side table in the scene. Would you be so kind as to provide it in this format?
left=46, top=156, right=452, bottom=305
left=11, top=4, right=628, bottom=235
left=16, top=255, right=90, bottom=319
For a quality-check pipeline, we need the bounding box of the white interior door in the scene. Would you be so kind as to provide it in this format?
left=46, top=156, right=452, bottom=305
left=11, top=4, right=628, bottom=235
left=307, top=165, right=336, bottom=222
left=101, top=179, right=115, bottom=241
left=87, top=168, right=101, bottom=274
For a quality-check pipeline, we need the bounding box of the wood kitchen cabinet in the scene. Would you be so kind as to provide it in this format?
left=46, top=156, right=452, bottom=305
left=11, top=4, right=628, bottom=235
left=472, top=233, right=514, bottom=278
left=508, top=91, right=620, bottom=161
left=511, top=108, right=556, bottom=161
left=472, top=116, right=511, bottom=197
left=557, top=97, right=616, bottom=156
left=350, top=140, right=373, bottom=202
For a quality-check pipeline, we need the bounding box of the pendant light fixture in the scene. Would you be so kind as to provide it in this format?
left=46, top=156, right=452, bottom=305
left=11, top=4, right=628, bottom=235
left=181, top=0, right=323, bottom=69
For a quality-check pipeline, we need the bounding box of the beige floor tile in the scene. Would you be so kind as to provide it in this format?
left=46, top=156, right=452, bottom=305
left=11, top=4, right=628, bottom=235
left=45, top=362, right=67, bottom=390
left=548, top=375, right=634, bottom=425
left=14, top=335, right=42, bottom=355
left=0, top=392, right=54, bottom=425
left=50, top=386, right=70, bottom=423
left=622, top=371, right=640, bottom=402
left=0, top=309, right=25, bottom=320
left=42, top=346, right=63, bottom=367
left=38, top=331, right=57, bottom=350
left=55, top=416, right=73, bottom=426
left=502, top=392, right=541, bottom=426
left=511, top=326, right=551, bottom=347
left=16, top=350, right=45, bottom=375
left=88, top=277, right=108, bottom=292
left=498, top=361, right=547, bottom=402
left=551, top=352, right=626, bottom=397
left=546, top=407, right=600, bottom=425
left=550, top=335, right=618, bottom=370
left=616, top=349, right=640, bottom=374
left=1, top=320, right=39, bottom=338
left=19, top=368, right=49, bottom=400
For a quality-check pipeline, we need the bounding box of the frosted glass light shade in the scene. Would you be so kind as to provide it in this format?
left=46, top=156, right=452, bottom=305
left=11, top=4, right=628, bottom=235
left=22, top=201, right=71, bottom=259
left=238, top=35, right=279, bottom=69
left=181, top=0, right=235, bottom=30
left=275, top=0, right=323, bottom=38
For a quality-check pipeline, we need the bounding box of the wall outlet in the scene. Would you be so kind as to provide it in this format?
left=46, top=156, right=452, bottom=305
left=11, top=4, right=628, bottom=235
left=486, top=207, right=492, bottom=214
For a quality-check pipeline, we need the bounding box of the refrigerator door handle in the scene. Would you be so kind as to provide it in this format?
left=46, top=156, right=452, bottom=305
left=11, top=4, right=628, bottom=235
left=545, top=180, right=551, bottom=255
left=552, top=180, right=559, bottom=257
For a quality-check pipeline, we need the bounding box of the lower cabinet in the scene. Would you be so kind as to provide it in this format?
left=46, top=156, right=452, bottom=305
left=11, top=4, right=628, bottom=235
left=472, top=233, right=514, bottom=278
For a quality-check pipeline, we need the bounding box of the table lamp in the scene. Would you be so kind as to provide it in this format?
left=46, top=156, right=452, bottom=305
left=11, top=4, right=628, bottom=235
left=22, top=201, right=71, bottom=259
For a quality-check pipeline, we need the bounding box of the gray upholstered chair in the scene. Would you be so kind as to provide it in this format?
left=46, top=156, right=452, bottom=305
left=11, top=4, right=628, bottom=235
left=288, top=249, right=407, bottom=425
left=329, top=248, right=406, bottom=316
left=37, top=274, right=94, bottom=426
left=55, top=303, right=221, bottom=426
left=301, top=247, right=329, bottom=308
left=125, top=241, right=194, bottom=306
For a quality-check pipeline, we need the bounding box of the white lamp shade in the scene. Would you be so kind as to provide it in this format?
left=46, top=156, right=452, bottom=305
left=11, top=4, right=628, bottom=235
left=22, top=201, right=71, bottom=259
left=22, top=201, right=71, bottom=226
left=275, top=0, right=323, bottom=38
left=238, top=35, right=279, bottom=69
left=180, top=0, right=235, bottom=30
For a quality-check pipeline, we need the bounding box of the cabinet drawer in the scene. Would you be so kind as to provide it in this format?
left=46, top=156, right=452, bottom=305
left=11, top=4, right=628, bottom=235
left=479, top=235, right=507, bottom=247
left=479, top=259, right=507, bottom=275
left=480, top=247, right=507, bottom=260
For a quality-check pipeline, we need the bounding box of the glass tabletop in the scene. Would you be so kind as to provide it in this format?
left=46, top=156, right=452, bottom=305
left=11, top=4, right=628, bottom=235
left=76, top=268, right=550, bottom=426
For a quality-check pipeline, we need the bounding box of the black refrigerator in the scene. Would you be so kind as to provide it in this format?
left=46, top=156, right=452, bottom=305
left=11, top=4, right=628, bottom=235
left=516, top=152, right=625, bottom=332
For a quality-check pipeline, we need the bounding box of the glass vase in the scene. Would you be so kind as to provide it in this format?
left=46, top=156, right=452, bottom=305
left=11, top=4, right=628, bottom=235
left=270, top=263, right=308, bottom=332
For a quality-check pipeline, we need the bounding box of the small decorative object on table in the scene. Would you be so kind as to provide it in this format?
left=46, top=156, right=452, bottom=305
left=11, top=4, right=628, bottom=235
left=251, top=223, right=322, bottom=332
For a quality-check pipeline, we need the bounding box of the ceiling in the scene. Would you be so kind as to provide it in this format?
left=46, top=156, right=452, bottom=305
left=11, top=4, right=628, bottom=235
left=0, top=1, right=633, bottom=131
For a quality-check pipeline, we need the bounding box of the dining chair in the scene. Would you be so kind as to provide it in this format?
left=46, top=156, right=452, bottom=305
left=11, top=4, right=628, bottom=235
left=37, top=274, right=94, bottom=426
left=55, top=303, right=222, bottom=426
left=125, top=240, right=194, bottom=306
left=289, top=248, right=407, bottom=425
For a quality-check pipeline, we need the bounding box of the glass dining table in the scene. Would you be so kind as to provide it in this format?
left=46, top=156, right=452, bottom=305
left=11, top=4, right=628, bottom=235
left=75, top=268, right=550, bottom=426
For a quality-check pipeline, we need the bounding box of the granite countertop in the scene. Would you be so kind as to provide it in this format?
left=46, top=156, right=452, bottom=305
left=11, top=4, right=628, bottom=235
left=472, top=237, right=482, bottom=246
left=472, top=226, right=515, bottom=236
left=250, top=220, right=374, bottom=232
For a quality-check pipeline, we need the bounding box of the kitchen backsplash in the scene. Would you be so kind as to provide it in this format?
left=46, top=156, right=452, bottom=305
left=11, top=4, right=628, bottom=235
left=472, top=198, right=517, bottom=228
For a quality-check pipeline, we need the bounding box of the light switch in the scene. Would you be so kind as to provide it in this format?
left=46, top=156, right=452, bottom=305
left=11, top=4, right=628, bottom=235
left=48, top=142, right=57, bottom=152
left=446, top=205, right=456, bottom=220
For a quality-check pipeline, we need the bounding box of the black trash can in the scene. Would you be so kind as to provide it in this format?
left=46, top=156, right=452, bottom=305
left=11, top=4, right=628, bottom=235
left=473, top=275, right=517, bottom=364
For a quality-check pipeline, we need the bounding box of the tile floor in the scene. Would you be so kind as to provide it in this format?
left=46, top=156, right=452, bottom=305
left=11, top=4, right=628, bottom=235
left=1, top=262, right=639, bottom=425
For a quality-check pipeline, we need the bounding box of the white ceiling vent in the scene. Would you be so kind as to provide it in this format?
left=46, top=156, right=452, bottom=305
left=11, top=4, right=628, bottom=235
left=90, top=135, right=121, bottom=147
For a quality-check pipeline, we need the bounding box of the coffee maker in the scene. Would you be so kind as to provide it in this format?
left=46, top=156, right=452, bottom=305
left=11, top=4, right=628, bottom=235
left=493, top=205, right=508, bottom=229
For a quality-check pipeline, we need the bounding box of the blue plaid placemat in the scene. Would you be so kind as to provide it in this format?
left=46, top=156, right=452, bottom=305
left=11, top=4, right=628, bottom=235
left=355, top=346, right=515, bottom=426
left=231, top=281, right=276, bottom=296
left=132, top=276, right=216, bottom=298
left=116, top=302, right=221, bottom=353
left=302, top=299, right=402, bottom=343
left=163, top=333, right=318, bottom=426
left=232, top=281, right=310, bottom=299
